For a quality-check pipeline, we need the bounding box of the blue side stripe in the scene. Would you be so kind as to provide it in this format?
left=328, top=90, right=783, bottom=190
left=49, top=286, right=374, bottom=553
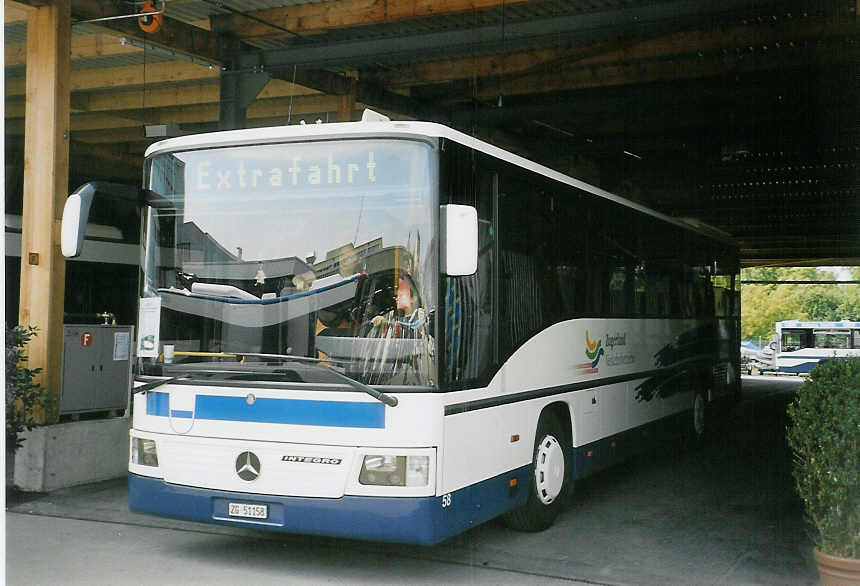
left=145, top=391, right=385, bottom=428
left=778, top=362, right=817, bottom=374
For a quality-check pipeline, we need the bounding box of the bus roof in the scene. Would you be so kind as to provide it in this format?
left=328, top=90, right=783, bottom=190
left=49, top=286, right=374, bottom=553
left=144, top=113, right=736, bottom=248
left=777, top=321, right=860, bottom=329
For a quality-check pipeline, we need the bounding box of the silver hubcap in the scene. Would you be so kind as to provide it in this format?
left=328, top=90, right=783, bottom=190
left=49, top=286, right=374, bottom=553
left=693, top=394, right=705, bottom=437
left=534, top=434, right=565, bottom=505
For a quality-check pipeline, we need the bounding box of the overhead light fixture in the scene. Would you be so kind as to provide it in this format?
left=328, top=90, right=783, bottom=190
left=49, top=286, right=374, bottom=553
left=143, top=124, right=182, bottom=138
left=623, top=150, right=642, bottom=160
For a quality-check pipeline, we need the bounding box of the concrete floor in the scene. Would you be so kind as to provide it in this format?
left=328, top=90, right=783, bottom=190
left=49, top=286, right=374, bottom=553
left=6, top=375, right=817, bottom=585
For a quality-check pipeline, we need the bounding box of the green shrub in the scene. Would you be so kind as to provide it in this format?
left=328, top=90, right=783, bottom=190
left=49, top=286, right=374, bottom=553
left=786, top=358, right=860, bottom=558
left=5, top=324, right=49, bottom=454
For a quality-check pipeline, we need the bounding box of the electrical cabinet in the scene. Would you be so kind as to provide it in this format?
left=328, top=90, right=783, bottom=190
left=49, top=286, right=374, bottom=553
left=60, top=325, right=134, bottom=416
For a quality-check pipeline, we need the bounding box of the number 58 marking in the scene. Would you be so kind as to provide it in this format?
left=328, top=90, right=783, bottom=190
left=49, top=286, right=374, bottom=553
left=441, top=493, right=452, bottom=508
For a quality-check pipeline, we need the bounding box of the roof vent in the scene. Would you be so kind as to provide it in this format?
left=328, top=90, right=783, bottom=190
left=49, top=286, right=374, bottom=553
left=361, top=109, right=390, bottom=123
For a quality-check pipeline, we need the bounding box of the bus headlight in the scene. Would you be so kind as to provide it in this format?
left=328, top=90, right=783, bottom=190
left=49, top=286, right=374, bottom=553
left=359, top=455, right=429, bottom=487
left=131, top=437, right=159, bottom=467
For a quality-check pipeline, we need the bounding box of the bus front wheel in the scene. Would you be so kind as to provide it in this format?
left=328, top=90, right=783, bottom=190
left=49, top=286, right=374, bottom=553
left=690, top=390, right=708, bottom=447
left=503, top=412, right=571, bottom=532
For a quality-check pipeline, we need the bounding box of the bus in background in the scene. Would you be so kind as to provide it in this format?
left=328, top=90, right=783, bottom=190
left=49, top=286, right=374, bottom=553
left=766, top=320, right=860, bottom=374
left=61, top=111, right=740, bottom=545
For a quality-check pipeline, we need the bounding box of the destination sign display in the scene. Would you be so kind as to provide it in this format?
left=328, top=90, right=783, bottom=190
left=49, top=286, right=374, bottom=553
left=192, top=151, right=379, bottom=192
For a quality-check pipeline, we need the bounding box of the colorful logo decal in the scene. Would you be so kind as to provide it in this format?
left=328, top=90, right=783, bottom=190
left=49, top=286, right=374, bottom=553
left=576, top=329, right=604, bottom=374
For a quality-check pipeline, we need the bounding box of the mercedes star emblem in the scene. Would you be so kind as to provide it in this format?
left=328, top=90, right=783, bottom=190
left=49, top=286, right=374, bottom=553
left=235, top=451, right=261, bottom=481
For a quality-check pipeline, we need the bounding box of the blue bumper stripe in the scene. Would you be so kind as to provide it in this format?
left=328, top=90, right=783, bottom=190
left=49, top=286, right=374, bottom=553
left=195, top=396, right=385, bottom=428
left=145, top=392, right=385, bottom=428
left=146, top=392, right=170, bottom=416
left=129, top=467, right=530, bottom=545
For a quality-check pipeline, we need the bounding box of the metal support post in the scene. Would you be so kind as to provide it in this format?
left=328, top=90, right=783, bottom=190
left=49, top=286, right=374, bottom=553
left=219, top=61, right=271, bottom=130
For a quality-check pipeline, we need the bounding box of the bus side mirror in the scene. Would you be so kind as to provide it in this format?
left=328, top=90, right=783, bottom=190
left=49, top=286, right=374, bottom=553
left=61, top=183, right=97, bottom=258
left=440, top=204, right=478, bottom=276
left=769, top=341, right=777, bottom=351
left=61, top=181, right=144, bottom=258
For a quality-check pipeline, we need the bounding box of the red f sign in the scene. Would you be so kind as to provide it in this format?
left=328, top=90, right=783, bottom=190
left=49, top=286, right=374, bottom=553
left=80, top=332, right=93, bottom=347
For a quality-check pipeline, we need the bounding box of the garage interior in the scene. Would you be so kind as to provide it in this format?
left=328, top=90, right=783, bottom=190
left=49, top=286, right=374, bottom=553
left=4, top=0, right=859, bottom=416
left=4, top=5, right=858, bottom=581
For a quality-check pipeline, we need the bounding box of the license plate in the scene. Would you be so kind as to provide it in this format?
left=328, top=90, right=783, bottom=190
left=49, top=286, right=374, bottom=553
left=228, top=502, right=268, bottom=519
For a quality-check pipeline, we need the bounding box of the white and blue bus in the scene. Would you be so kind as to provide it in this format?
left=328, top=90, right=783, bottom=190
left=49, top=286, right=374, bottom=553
left=770, top=320, right=860, bottom=374
left=62, top=112, right=740, bottom=544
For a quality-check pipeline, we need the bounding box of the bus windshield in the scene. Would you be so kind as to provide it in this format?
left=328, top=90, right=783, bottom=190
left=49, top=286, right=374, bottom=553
left=138, top=138, right=438, bottom=388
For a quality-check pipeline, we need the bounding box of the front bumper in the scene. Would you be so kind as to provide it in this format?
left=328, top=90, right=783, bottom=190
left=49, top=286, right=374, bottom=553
left=129, top=468, right=529, bottom=545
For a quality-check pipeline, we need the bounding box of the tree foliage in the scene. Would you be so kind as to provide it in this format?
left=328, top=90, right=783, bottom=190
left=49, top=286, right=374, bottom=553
left=5, top=324, right=50, bottom=453
left=741, top=267, right=860, bottom=343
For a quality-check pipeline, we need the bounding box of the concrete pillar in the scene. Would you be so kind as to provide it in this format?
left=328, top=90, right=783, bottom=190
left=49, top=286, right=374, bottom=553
left=18, top=0, right=72, bottom=425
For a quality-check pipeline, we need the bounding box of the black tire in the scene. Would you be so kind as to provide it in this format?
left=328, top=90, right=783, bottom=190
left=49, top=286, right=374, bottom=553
left=503, top=412, right=571, bottom=532
left=687, top=390, right=708, bottom=449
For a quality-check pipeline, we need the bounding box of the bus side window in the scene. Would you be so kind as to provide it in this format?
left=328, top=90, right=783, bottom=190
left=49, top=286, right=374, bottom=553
left=553, top=191, right=585, bottom=319
left=498, top=177, right=548, bottom=354
left=814, top=331, right=850, bottom=349
left=608, top=262, right=627, bottom=316
left=442, top=153, right=496, bottom=387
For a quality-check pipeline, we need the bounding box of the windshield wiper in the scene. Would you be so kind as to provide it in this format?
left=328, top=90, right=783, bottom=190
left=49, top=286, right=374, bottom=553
left=231, top=352, right=399, bottom=407
left=136, top=353, right=398, bottom=407
left=134, top=375, right=190, bottom=393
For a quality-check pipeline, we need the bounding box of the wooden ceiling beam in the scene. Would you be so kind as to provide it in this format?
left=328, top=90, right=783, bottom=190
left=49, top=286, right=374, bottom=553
left=5, top=60, right=219, bottom=97
left=5, top=0, right=34, bottom=23
left=5, top=33, right=140, bottom=67
left=5, top=78, right=320, bottom=119
left=210, top=0, right=533, bottom=40
left=7, top=94, right=342, bottom=133
left=363, top=47, right=594, bottom=88
left=71, top=140, right=141, bottom=170
left=135, top=94, right=342, bottom=125
left=6, top=112, right=142, bottom=134
left=77, top=77, right=318, bottom=111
